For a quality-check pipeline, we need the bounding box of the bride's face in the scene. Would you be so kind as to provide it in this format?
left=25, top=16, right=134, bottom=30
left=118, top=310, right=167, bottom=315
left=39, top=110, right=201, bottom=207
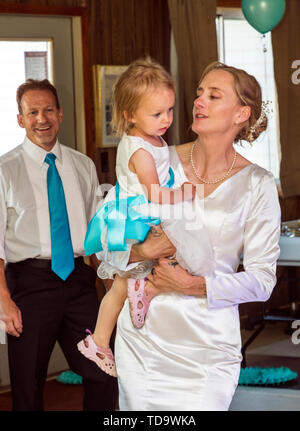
left=192, top=69, right=244, bottom=138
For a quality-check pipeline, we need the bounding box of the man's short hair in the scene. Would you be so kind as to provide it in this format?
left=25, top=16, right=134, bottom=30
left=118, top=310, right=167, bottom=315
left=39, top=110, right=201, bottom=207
left=16, top=79, right=60, bottom=114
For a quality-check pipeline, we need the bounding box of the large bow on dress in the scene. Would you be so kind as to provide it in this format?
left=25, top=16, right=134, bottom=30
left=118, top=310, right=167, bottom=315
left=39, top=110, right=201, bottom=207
left=84, top=167, right=174, bottom=255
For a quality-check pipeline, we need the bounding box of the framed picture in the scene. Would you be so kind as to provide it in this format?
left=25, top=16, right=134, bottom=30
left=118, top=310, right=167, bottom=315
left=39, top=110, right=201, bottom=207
left=93, top=65, right=128, bottom=147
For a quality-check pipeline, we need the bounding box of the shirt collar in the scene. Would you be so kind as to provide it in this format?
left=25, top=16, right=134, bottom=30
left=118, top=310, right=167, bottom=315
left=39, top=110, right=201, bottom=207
left=23, top=137, right=62, bottom=166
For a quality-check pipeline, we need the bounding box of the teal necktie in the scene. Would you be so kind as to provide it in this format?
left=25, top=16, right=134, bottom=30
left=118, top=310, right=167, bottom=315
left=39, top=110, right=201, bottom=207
left=45, top=153, right=75, bottom=280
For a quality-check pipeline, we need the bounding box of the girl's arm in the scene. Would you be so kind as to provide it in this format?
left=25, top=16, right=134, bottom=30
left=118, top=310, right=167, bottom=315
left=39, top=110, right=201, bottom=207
left=129, top=149, right=195, bottom=204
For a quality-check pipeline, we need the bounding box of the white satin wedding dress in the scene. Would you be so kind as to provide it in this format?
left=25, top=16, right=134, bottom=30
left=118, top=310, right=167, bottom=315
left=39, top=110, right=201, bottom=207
left=114, top=146, right=281, bottom=411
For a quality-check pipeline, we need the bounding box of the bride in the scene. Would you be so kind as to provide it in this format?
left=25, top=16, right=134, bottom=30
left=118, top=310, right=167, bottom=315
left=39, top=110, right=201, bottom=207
left=114, top=62, right=281, bottom=411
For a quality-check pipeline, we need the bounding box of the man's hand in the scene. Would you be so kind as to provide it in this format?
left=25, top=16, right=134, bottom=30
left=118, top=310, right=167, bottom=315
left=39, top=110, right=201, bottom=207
left=0, top=259, right=22, bottom=337
left=0, top=293, right=22, bottom=337
left=130, top=224, right=176, bottom=262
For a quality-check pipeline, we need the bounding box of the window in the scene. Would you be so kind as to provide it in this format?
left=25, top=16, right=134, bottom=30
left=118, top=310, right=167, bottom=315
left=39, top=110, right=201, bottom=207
left=216, top=8, right=280, bottom=179
left=0, top=40, right=53, bottom=157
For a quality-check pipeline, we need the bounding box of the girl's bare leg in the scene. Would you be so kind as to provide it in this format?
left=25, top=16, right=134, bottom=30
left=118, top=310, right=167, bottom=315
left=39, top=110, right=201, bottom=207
left=92, top=275, right=127, bottom=349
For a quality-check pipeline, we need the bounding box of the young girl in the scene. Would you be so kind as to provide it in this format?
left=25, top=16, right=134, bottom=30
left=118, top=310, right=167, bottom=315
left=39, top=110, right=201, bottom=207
left=77, top=58, right=195, bottom=377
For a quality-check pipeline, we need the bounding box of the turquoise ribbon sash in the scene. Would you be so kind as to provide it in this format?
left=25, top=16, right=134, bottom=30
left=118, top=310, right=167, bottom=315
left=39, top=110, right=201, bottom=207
left=84, top=167, right=175, bottom=255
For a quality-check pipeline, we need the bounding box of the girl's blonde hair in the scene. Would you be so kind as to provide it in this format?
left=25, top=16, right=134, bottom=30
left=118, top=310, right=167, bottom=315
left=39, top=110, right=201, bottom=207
left=200, top=61, right=267, bottom=143
left=111, top=57, right=175, bottom=136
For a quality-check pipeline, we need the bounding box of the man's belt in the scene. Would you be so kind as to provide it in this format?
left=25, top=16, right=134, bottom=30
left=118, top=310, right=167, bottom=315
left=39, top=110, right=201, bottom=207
left=8, top=256, right=84, bottom=269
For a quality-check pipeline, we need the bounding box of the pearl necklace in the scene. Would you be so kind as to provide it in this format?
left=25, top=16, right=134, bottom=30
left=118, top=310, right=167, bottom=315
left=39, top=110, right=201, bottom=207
left=190, top=143, right=237, bottom=184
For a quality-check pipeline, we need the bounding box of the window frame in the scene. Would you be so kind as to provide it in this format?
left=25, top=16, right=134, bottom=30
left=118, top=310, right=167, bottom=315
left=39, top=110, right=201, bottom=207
left=216, top=6, right=281, bottom=180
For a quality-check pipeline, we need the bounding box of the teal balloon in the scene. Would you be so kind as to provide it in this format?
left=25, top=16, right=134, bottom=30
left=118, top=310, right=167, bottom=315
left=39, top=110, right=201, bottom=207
left=242, top=0, right=286, bottom=34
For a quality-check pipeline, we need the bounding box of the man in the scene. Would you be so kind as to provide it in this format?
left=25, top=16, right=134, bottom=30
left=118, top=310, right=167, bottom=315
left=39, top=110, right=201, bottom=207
left=0, top=79, right=118, bottom=411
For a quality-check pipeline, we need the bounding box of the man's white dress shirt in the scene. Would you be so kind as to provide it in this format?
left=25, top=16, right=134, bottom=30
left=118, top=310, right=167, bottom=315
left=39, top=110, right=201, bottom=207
left=0, top=137, right=100, bottom=263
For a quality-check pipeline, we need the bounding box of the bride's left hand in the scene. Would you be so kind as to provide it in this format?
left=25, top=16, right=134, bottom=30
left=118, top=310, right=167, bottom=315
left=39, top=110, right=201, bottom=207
left=146, top=257, right=207, bottom=297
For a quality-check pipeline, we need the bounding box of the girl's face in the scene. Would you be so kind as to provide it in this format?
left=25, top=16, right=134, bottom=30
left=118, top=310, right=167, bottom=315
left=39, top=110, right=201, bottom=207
left=192, top=69, right=248, bottom=138
left=129, top=86, right=175, bottom=139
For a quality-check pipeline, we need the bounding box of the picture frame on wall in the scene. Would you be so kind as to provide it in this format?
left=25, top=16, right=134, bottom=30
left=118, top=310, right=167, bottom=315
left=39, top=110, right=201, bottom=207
left=93, top=65, right=128, bottom=147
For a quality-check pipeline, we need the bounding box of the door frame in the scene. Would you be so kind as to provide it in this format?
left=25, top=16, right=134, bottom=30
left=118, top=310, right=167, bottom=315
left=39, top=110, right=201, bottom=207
left=0, top=2, right=93, bottom=158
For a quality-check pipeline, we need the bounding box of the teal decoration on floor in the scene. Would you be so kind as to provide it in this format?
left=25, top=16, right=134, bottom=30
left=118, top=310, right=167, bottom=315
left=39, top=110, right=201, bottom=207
left=56, top=371, right=82, bottom=385
left=239, top=367, right=298, bottom=386
left=57, top=367, right=298, bottom=387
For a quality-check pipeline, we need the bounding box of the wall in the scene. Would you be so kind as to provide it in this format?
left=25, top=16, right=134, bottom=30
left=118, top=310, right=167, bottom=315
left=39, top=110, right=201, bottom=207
left=89, top=0, right=170, bottom=185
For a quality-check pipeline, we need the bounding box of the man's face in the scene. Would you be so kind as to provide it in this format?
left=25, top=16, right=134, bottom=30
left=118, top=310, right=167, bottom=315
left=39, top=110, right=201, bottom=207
left=17, top=89, right=63, bottom=151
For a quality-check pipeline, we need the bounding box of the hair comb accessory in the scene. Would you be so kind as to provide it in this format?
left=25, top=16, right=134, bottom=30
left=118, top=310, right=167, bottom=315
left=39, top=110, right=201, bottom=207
left=247, top=100, right=273, bottom=143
